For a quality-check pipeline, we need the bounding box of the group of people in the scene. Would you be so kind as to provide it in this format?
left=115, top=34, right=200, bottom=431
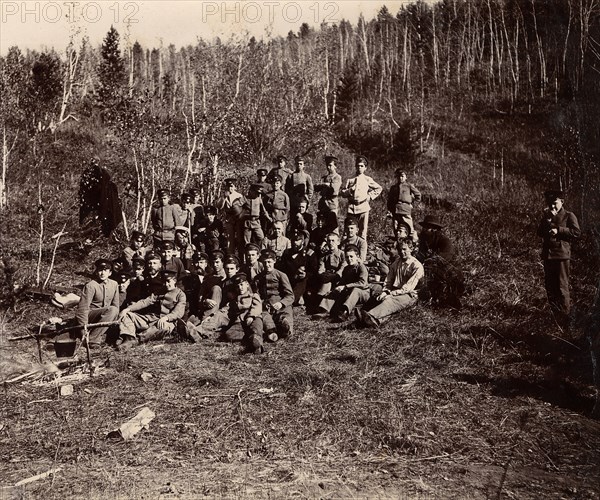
left=74, top=154, right=464, bottom=354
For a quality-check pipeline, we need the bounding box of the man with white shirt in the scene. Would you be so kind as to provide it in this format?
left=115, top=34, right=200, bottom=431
left=341, top=155, right=382, bottom=240
left=358, top=239, right=424, bottom=327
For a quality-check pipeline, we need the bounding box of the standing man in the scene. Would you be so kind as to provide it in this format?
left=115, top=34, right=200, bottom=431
left=387, top=168, right=421, bottom=242
left=267, top=155, right=292, bottom=186
left=285, top=155, right=314, bottom=213
left=216, top=178, right=247, bottom=255
left=315, top=155, right=342, bottom=229
left=76, top=258, right=120, bottom=348
left=151, top=189, right=183, bottom=244
left=341, top=156, right=382, bottom=240
left=537, top=189, right=581, bottom=329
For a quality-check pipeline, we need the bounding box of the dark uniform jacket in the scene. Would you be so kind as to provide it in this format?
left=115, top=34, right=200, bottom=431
left=254, top=269, right=294, bottom=308
left=387, top=182, right=421, bottom=216
left=537, top=207, right=581, bottom=260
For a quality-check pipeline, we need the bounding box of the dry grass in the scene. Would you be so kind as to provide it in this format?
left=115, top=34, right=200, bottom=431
left=2, top=110, right=600, bottom=498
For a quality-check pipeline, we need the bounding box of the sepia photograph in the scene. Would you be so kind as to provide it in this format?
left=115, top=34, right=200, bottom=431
left=1, top=0, right=600, bottom=497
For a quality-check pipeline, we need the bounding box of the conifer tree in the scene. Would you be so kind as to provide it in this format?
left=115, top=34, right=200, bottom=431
left=98, top=26, right=125, bottom=104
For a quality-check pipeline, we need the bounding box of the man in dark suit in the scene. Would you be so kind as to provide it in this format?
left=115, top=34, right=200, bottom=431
left=537, top=190, right=581, bottom=329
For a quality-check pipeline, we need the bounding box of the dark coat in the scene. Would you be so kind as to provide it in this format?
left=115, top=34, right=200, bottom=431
left=537, top=207, right=580, bottom=260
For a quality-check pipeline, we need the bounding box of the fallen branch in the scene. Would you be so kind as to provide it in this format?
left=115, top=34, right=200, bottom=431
left=14, top=467, right=62, bottom=487
left=42, top=224, right=68, bottom=290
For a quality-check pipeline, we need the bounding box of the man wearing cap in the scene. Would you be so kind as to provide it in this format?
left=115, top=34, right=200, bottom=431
left=359, top=239, right=424, bottom=327
left=341, top=156, right=382, bottom=240
left=75, top=259, right=120, bottom=348
left=387, top=169, right=421, bottom=241
left=285, top=156, right=314, bottom=213
left=265, top=175, right=290, bottom=233
left=216, top=178, right=247, bottom=255
left=193, top=205, right=224, bottom=253
left=181, top=252, right=209, bottom=318
left=537, top=189, right=581, bottom=329
left=340, top=217, right=368, bottom=262
left=122, top=231, right=149, bottom=265
left=310, top=232, right=346, bottom=307
left=186, top=251, right=225, bottom=330
left=267, top=155, right=292, bottom=186
left=256, top=168, right=271, bottom=194
left=113, top=271, right=131, bottom=309
left=125, top=257, right=147, bottom=306
left=118, top=270, right=187, bottom=346
left=254, top=249, right=295, bottom=338
left=178, top=192, right=200, bottom=231
left=416, top=215, right=463, bottom=309
left=158, top=240, right=186, bottom=286
left=151, top=189, right=183, bottom=244
left=313, top=245, right=370, bottom=322
left=315, top=155, right=342, bottom=228
left=279, top=229, right=310, bottom=306
left=195, top=272, right=266, bottom=353
left=243, top=184, right=269, bottom=250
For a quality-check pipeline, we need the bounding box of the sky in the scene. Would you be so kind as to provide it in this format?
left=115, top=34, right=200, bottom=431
left=1, top=1, right=420, bottom=55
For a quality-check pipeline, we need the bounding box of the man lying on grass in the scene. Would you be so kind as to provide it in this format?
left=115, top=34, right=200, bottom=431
left=357, top=239, right=424, bottom=327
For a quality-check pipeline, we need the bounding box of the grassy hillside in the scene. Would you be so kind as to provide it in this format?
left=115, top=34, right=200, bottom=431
left=1, top=99, right=600, bottom=498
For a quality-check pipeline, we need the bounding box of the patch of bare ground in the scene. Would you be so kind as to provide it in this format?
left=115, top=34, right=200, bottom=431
left=1, top=294, right=600, bottom=499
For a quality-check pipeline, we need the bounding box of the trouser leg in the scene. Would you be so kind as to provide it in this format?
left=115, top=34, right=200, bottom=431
left=342, top=288, right=370, bottom=313
left=273, top=306, right=293, bottom=338
left=544, top=259, right=571, bottom=325
left=356, top=211, right=369, bottom=240
left=367, top=294, right=417, bottom=324
left=86, top=306, right=119, bottom=343
left=119, top=312, right=157, bottom=339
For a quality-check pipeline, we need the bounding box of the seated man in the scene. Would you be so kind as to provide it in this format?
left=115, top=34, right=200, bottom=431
left=261, top=220, right=291, bottom=260
left=143, top=252, right=167, bottom=297
left=187, top=250, right=226, bottom=328
left=312, top=245, right=370, bottom=322
left=197, top=272, right=266, bottom=354
left=122, top=231, right=149, bottom=265
left=75, top=258, right=120, bottom=348
left=174, top=226, right=197, bottom=271
left=278, top=229, right=309, bottom=306
left=242, top=243, right=264, bottom=284
left=159, top=240, right=186, bottom=285
left=126, top=256, right=147, bottom=306
left=220, top=255, right=241, bottom=306
left=118, top=270, right=186, bottom=347
left=416, top=215, right=464, bottom=309
left=193, top=205, right=225, bottom=252
left=254, top=249, right=295, bottom=339
left=181, top=251, right=209, bottom=319
left=288, top=197, right=313, bottom=236
left=359, top=239, right=424, bottom=327
left=308, top=232, right=346, bottom=307
left=340, top=217, right=368, bottom=262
